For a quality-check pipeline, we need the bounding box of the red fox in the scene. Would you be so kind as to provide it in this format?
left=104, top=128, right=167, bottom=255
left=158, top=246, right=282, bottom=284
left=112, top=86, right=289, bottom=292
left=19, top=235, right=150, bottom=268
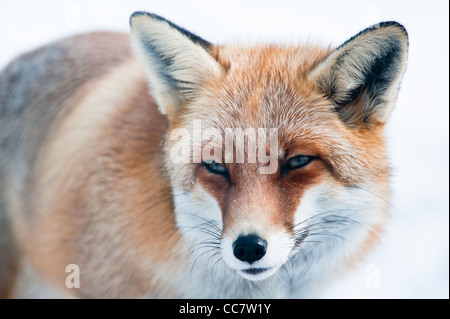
left=0, top=12, right=408, bottom=298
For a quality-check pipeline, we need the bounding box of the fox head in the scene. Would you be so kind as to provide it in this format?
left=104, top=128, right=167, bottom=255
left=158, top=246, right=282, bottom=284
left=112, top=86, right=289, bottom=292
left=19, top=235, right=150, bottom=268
left=130, top=12, right=408, bottom=283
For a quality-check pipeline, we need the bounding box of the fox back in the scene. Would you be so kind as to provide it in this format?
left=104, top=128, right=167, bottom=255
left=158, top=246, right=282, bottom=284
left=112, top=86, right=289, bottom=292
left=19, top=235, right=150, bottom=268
left=0, top=12, right=408, bottom=298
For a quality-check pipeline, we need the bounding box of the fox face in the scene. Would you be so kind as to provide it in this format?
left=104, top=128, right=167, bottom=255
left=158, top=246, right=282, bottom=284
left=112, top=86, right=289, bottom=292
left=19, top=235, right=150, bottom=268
left=130, top=12, right=408, bottom=289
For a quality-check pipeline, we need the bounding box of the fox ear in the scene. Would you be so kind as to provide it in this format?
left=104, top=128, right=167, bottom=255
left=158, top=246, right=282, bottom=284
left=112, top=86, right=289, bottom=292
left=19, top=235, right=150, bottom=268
left=310, top=22, right=408, bottom=126
left=130, top=12, right=223, bottom=119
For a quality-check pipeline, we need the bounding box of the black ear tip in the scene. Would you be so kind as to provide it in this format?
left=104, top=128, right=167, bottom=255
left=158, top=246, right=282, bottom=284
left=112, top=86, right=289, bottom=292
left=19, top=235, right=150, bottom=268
left=129, top=11, right=165, bottom=26
left=129, top=11, right=146, bottom=26
left=373, top=21, right=409, bottom=41
left=337, top=21, right=409, bottom=51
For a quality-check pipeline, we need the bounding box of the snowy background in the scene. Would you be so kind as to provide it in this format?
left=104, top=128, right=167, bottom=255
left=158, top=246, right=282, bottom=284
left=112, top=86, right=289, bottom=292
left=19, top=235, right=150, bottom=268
left=0, top=0, right=448, bottom=298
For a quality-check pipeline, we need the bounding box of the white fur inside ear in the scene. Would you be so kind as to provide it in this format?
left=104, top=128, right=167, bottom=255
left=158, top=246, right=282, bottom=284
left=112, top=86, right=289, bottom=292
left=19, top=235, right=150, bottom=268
left=130, top=14, right=222, bottom=116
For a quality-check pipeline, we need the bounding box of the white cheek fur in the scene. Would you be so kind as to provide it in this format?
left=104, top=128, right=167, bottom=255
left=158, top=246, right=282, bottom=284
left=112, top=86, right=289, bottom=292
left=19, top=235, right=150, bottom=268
left=288, top=181, right=387, bottom=294
left=173, top=187, right=223, bottom=244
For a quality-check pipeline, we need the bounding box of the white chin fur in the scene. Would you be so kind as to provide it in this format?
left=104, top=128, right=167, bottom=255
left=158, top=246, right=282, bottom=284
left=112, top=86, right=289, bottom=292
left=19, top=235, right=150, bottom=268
left=238, top=267, right=279, bottom=281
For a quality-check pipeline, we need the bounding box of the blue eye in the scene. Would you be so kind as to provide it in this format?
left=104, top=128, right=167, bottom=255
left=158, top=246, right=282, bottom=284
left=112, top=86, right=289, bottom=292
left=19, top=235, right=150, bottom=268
left=203, top=160, right=229, bottom=177
left=283, top=155, right=315, bottom=172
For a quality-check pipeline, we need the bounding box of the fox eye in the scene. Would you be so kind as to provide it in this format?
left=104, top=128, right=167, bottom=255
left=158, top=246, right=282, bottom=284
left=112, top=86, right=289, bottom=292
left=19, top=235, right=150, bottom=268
left=283, top=155, right=315, bottom=172
left=202, top=160, right=230, bottom=178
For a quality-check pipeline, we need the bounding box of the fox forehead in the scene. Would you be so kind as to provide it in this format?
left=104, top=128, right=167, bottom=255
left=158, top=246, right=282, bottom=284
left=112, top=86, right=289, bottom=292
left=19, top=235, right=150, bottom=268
left=176, top=45, right=336, bottom=151
left=191, top=44, right=334, bottom=127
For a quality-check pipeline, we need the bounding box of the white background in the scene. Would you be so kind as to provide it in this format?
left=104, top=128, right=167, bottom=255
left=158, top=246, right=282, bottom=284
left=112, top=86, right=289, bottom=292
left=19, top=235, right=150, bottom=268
left=0, top=0, right=448, bottom=298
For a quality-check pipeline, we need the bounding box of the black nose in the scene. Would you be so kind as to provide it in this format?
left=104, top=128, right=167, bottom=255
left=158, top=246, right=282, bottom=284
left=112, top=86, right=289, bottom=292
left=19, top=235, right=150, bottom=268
left=232, top=234, right=267, bottom=263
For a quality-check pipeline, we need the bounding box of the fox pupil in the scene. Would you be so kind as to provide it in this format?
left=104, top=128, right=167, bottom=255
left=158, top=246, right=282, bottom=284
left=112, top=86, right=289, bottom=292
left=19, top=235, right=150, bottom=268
left=203, top=160, right=229, bottom=176
left=287, top=155, right=313, bottom=170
